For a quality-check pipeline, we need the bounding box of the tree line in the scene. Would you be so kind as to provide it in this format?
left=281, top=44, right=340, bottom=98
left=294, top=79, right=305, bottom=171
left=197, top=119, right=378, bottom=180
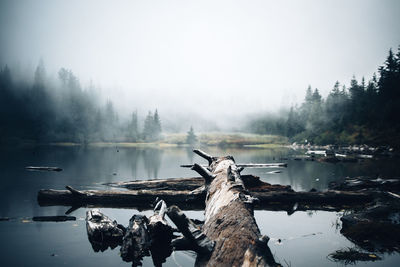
left=248, top=46, right=400, bottom=147
left=0, top=62, right=162, bottom=144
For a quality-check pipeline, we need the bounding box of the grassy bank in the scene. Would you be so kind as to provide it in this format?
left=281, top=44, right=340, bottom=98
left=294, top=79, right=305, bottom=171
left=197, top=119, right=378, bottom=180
left=45, top=132, right=289, bottom=148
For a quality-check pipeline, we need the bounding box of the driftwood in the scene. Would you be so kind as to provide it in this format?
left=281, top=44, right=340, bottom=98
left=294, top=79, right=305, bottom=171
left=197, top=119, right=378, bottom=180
left=340, top=203, right=400, bottom=252
left=329, top=177, right=400, bottom=192
left=38, top=183, right=374, bottom=213
left=147, top=199, right=174, bottom=267
left=167, top=205, right=214, bottom=254
left=104, top=174, right=281, bottom=191
left=25, top=166, right=63, bottom=172
left=188, top=149, right=279, bottom=266
left=32, top=215, right=76, bottom=222
left=180, top=163, right=287, bottom=168
left=120, top=214, right=150, bottom=265
left=86, top=209, right=125, bottom=252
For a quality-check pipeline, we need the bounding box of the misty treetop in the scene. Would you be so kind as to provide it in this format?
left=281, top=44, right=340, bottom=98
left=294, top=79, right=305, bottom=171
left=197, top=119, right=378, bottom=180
left=249, top=46, right=400, bottom=147
left=0, top=62, right=163, bottom=144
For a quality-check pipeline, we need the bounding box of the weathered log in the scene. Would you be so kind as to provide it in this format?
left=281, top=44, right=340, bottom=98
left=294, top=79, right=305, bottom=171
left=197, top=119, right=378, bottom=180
left=86, top=209, right=125, bottom=252
left=37, top=186, right=374, bottom=212
left=38, top=186, right=204, bottom=209
left=181, top=163, right=287, bottom=168
left=191, top=150, right=278, bottom=266
left=340, top=203, right=400, bottom=252
left=329, top=177, right=400, bottom=192
left=148, top=199, right=174, bottom=267
left=166, top=205, right=214, bottom=254
left=120, top=215, right=150, bottom=265
left=32, top=215, right=76, bottom=222
left=104, top=174, right=270, bottom=191
left=25, top=166, right=62, bottom=172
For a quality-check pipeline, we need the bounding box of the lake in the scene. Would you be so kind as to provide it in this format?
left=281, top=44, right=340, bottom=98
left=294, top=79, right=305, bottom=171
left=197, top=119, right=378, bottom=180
left=0, top=145, right=399, bottom=267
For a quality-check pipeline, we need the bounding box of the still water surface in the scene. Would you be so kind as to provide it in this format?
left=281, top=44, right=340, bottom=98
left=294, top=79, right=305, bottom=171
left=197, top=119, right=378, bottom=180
left=0, top=146, right=399, bottom=267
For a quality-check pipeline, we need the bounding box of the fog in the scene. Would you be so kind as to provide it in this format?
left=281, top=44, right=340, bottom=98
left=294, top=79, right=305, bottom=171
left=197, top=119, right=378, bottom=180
left=1, top=0, right=400, bottom=131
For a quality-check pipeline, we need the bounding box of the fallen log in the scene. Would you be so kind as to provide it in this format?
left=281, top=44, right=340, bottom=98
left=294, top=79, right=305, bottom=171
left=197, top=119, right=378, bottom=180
left=329, top=177, right=400, bottom=192
left=104, top=174, right=287, bottom=191
left=180, top=163, right=287, bottom=168
left=38, top=184, right=374, bottom=213
left=190, top=149, right=278, bottom=266
left=86, top=209, right=125, bottom=252
left=32, top=215, right=76, bottom=222
left=25, top=166, right=63, bottom=172
left=340, top=203, right=400, bottom=252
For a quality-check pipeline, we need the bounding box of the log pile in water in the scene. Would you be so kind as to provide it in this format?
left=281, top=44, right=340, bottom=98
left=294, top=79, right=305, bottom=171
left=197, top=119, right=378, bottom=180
left=38, top=178, right=375, bottom=212
left=38, top=149, right=400, bottom=266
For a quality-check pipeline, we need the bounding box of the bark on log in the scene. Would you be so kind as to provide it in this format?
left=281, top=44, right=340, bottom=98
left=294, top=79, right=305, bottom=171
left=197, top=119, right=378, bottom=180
left=180, top=163, right=287, bottom=168
left=191, top=150, right=278, bottom=267
left=86, top=209, right=126, bottom=252
left=37, top=186, right=374, bottom=212
left=104, top=175, right=265, bottom=191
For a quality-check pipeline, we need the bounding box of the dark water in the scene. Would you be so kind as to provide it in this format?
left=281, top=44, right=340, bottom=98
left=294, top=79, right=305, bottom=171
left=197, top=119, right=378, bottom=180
left=0, top=146, right=399, bottom=267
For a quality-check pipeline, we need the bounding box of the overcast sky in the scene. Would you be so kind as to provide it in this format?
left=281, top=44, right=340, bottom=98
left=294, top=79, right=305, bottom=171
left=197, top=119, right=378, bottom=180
left=1, top=0, right=400, bottom=118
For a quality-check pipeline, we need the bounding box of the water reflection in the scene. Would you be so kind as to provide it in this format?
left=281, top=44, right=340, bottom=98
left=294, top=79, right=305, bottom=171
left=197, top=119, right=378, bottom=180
left=142, top=149, right=163, bottom=179
left=1, top=146, right=400, bottom=267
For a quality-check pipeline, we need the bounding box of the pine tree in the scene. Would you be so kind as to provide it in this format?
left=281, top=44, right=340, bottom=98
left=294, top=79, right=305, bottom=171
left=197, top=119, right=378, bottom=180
left=186, top=126, right=197, bottom=145
left=127, top=111, right=139, bottom=141
left=153, top=109, right=162, bottom=140
left=143, top=111, right=154, bottom=141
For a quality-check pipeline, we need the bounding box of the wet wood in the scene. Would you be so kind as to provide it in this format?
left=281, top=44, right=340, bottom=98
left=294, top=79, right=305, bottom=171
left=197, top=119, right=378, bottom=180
left=148, top=199, right=174, bottom=267
left=120, top=214, right=150, bottom=265
left=86, top=209, right=125, bottom=252
left=104, top=174, right=266, bottom=191
left=32, top=215, right=76, bottom=222
left=25, top=166, right=62, bottom=172
left=191, top=150, right=278, bottom=266
left=340, top=203, right=400, bottom=252
left=38, top=185, right=374, bottom=212
left=166, top=205, right=214, bottom=254
left=180, top=163, right=287, bottom=168
left=329, top=177, right=400, bottom=191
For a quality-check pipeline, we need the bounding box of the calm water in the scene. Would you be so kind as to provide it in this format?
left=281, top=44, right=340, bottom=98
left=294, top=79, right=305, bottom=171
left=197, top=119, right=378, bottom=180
left=0, top=146, right=399, bottom=267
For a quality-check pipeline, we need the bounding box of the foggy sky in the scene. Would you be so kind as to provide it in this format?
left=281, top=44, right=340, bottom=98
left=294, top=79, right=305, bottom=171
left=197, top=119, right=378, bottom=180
left=1, top=0, right=400, bottom=119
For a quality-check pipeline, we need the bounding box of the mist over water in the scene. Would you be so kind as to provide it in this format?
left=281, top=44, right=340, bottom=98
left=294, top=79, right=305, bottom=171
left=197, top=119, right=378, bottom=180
left=1, top=0, right=400, bottom=130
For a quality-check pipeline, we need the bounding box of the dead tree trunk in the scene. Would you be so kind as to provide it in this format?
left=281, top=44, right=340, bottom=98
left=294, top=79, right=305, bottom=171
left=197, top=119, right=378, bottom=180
left=191, top=150, right=278, bottom=267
